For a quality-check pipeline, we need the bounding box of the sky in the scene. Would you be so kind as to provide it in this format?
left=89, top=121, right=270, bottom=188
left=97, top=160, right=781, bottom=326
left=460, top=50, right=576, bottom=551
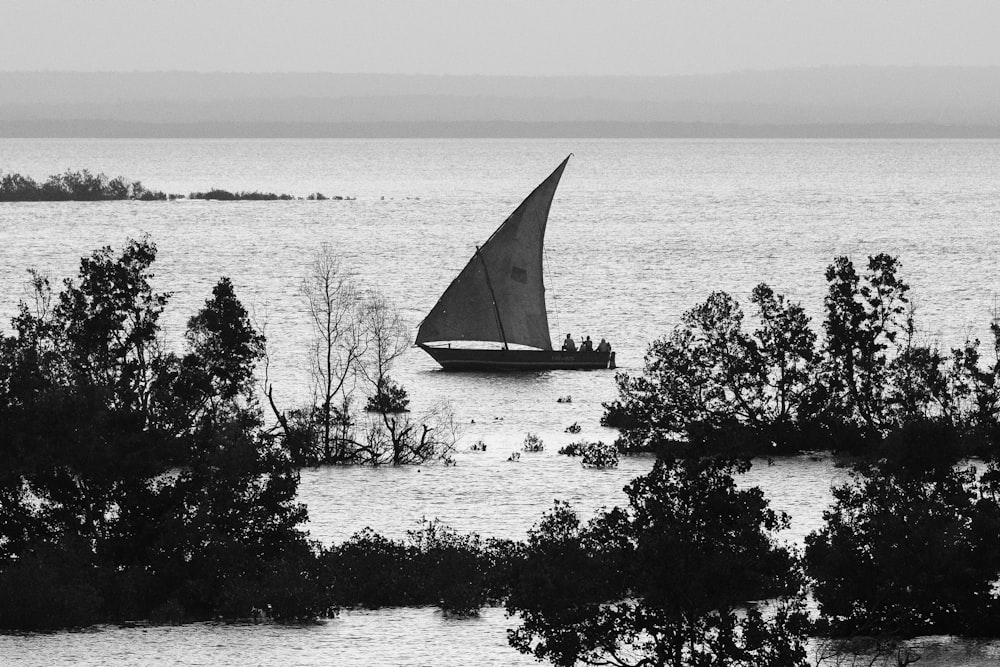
left=2, top=0, right=999, bottom=76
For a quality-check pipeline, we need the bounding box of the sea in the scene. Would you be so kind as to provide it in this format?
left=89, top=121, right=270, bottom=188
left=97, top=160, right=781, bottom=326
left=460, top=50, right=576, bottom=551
left=1, top=138, right=998, bottom=665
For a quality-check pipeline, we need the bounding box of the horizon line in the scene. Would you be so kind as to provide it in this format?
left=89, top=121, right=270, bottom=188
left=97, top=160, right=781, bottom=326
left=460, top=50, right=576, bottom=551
left=3, top=65, right=1000, bottom=78
left=5, top=120, right=1000, bottom=140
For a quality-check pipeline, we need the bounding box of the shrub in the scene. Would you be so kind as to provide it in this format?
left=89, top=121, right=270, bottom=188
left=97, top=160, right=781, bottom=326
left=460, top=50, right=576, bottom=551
left=557, top=441, right=586, bottom=456
left=523, top=433, right=544, bottom=452
left=321, top=521, right=517, bottom=615
left=581, top=440, right=619, bottom=468
left=364, top=378, right=410, bottom=413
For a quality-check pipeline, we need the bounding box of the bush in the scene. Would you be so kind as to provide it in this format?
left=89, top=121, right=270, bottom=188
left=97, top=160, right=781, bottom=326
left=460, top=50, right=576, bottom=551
left=557, top=440, right=619, bottom=467
left=581, top=440, right=619, bottom=468
left=557, top=441, right=586, bottom=456
left=321, top=521, right=518, bottom=615
left=522, top=433, right=544, bottom=452
left=364, top=378, right=410, bottom=413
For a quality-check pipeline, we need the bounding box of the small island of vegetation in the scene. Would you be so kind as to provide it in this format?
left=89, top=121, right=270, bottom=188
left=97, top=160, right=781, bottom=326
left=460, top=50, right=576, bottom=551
left=0, top=169, right=171, bottom=201
left=188, top=189, right=296, bottom=200
left=0, top=170, right=355, bottom=202
left=187, top=189, right=354, bottom=200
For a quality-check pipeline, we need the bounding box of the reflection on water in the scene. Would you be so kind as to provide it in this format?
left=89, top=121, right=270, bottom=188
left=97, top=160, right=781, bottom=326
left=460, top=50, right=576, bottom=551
left=5, top=607, right=1000, bottom=667
left=297, top=450, right=849, bottom=547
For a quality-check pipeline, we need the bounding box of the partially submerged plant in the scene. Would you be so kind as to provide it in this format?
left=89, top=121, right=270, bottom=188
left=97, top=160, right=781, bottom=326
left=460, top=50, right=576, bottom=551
left=523, top=433, right=544, bottom=452
left=581, top=441, right=619, bottom=468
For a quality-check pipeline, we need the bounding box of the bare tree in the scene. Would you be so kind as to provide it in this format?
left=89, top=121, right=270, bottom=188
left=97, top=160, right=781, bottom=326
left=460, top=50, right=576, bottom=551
left=266, top=245, right=455, bottom=466
left=300, top=244, right=366, bottom=460
left=361, top=401, right=459, bottom=465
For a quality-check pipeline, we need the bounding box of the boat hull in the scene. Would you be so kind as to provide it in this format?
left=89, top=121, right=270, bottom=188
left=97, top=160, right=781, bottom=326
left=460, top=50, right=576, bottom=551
left=419, top=345, right=614, bottom=371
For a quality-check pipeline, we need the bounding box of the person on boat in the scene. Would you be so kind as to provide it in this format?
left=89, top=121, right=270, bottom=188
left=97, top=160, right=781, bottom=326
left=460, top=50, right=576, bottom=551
left=596, top=338, right=612, bottom=354
left=580, top=336, right=593, bottom=352
left=562, top=334, right=577, bottom=352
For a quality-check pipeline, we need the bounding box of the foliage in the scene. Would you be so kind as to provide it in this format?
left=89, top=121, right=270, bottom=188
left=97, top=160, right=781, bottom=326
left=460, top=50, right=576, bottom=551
left=358, top=405, right=459, bottom=465
left=580, top=440, right=619, bottom=468
left=558, top=440, right=620, bottom=468
left=365, top=376, right=410, bottom=413
left=523, top=432, right=545, bottom=452
left=604, top=254, right=1000, bottom=457
left=0, top=169, right=169, bottom=201
left=267, top=244, right=451, bottom=466
left=322, top=520, right=519, bottom=615
left=0, top=238, right=328, bottom=629
left=604, top=284, right=819, bottom=456
left=0, top=538, right=105, bottom=630
left=557, top=441, right=586, bottom=456
left=188, top=189, right=296, bottom=200
left=506, top=458, right=810, bottom=667
left=805, top=452, right=1000, bottom=638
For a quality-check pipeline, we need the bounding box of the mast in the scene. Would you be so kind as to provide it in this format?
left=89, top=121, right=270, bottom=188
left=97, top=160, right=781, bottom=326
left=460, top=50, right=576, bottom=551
left=416, top=155, right=570, bottom=350
left=476, top=245, right=508, bottom=349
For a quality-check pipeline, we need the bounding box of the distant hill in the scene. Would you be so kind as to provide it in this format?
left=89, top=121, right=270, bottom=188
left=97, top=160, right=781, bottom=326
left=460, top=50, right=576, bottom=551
left=2, top=69, right=998, bottom=137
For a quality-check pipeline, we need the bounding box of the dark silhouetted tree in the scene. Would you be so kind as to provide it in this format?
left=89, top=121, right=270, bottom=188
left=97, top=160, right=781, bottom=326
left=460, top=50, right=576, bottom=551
left=0, top=238, right=331, bottom=628
left=507, top=457, right=810, bottom=667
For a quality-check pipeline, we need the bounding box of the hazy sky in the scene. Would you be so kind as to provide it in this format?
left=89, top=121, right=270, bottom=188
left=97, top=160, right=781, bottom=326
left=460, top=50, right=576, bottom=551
left=3, top=0, right=999, bottom=75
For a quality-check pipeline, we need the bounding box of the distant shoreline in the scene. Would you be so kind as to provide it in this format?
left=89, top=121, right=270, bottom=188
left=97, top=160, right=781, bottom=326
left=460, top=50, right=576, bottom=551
left=4, top=120, right=1000, bottom=139
left=5, top=69, right=1000, bottom=139
left=0, top=169, right=349, bottom=202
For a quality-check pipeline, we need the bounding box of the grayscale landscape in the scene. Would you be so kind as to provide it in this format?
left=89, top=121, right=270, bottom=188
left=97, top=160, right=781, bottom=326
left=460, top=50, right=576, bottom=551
left=3, top=2, right=1000, bottom=666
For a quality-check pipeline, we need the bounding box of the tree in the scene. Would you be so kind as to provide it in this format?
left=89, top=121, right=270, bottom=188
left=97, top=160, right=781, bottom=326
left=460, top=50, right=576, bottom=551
left=0, top=238, right=330, bottom=628
left=944, top=319, right=1000, bottom=453
left=150, top=276, right=266, bottom=440
left=604, top=254, right=1000, bottom=458
left=805, top=453, right=1000, bottom=639
left=293, top=243, right=364, bottom=461
left=272, top=245, right=452, bottom=466
left=507, top=457, right=810, bottom=667
left=604, top=285, right=819, bottom=455
left=820, top=254, right=910, bottom=439
left=0, top=238, right=173, bottom=551
left=357, top=291, right=410, bottom=410
left=359, top=401, right=458, bottom=465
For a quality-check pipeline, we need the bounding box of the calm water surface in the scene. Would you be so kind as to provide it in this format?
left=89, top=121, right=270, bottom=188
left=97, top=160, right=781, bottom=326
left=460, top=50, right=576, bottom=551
left=1, top=139, right=998, bottom=665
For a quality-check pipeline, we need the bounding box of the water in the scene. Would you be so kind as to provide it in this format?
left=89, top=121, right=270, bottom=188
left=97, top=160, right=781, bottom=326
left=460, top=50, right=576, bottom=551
left=1, top=139, right=999, bottom=665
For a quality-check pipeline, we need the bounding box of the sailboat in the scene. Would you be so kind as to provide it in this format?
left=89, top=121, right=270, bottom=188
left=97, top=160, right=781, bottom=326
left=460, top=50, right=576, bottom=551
left=416, top=155, right=615, bottom=371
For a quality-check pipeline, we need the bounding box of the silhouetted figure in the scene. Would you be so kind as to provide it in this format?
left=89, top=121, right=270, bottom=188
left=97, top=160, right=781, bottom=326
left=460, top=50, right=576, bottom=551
left=596, top=338, right=611, bottom=354
left=562, top=334, right=577, bottom=352
left=581, top=336, right=593, bottom=352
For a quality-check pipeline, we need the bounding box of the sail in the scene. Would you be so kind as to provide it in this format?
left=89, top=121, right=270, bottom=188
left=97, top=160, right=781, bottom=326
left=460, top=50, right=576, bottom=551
left=416, top=156, right=569, bottom=350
